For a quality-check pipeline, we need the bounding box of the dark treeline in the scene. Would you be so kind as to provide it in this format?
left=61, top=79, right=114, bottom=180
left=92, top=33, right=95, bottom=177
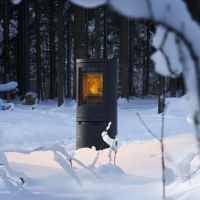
left=1, top=0, right=197, bottom=111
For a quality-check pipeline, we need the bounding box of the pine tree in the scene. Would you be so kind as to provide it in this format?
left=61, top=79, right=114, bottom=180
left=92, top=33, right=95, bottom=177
left=158, top=76, right=165, bottom=113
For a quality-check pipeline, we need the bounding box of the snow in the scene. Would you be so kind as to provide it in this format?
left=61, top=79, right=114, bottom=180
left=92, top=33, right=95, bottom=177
left=10, top=0, right=22, bottom=5
left=0, top=101, right=15, bottom=111
left=70, top=0, right=106, bottom=8
left=152, top=26, right=183, bottom=77
left=0, top=82, right=18, bottom=92
left=109, top=0, right=150, bottom=19
left=0, top=96, right=199, bottom=199
left=25, top=92, right=37, bottom=98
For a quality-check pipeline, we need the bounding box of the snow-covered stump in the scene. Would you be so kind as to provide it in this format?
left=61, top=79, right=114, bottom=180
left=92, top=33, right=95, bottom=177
left=0, top=81, right=18, bottom=103
left=23, top=92, right=37, bottom=105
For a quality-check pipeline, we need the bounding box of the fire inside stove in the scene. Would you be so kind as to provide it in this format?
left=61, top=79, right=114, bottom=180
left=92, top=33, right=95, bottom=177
left=82, top=73, right=103, bottom=105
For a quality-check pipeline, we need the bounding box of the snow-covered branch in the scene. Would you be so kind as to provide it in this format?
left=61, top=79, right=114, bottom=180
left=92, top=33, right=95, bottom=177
left=102, top=122, right=118, bottom=165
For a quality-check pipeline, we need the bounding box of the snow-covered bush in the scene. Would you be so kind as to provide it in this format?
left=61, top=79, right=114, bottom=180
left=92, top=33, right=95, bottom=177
left=23, top=92, right=38, bottom=105
left=102, top=122, right=118, bottom=165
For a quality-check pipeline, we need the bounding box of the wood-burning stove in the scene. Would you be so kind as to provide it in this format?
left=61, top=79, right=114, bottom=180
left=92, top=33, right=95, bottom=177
left=76, top=59, right=117, bottom=150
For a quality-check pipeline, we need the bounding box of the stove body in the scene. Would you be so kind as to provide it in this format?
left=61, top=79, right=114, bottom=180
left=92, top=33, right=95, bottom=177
left=76, top=59, right=117, bottom=150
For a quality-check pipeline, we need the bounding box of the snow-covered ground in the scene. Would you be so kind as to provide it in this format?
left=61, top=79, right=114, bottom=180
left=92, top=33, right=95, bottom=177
left=0, top=96, right=200, bottom=200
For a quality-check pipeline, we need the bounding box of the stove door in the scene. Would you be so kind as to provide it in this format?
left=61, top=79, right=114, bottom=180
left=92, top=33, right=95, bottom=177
left=81, top=72, right=103, bottom=105
left=77, top=63, right=108, bottom=121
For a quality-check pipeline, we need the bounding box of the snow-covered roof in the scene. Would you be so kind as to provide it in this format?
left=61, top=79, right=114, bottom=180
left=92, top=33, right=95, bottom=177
left=0, top=81, right=18, bottom=92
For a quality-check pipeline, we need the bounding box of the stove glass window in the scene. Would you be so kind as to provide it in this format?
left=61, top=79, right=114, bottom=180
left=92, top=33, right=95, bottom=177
left=81, top=72, right=103, bottom=105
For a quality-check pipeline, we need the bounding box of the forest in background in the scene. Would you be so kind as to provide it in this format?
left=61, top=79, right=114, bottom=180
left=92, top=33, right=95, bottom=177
left=0, top=0, right=200, bottom=111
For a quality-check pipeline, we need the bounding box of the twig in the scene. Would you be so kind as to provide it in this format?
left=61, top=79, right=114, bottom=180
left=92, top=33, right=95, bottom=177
left=145, top=0, right=154, bottom=20
left=136, top=109, right=167, bottom=200
left=161, top=111, right=166, bottom=200
left=114, top=151, right=117, bottom=165
left=136, top=112, right=160, bottom=141
left=92, top=151, right=100, bottom=167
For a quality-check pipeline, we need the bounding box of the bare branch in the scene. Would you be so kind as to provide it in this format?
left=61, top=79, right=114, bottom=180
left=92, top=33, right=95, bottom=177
left=136, top=108, right=167, bottom=200
left=145, top=0, right=154, bottom=20
left=92, top=151, right=100, bottom=167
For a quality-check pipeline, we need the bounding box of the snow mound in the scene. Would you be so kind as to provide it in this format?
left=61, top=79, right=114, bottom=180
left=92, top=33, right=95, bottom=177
left=0, top=102, right=15, bottom=111
left=165, top=96, right=191, bottom=117
left=96, top=164, right=125, bottom=177
left=165, top=167, right=175, bottom=185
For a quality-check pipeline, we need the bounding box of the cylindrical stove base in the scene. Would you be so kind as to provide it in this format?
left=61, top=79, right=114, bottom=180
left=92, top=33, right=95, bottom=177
left=76, top=121, right=109, bottom=150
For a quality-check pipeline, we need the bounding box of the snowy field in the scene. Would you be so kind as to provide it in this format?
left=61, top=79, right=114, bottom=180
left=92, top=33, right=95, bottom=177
left=0, top=96, right=200, bottom=200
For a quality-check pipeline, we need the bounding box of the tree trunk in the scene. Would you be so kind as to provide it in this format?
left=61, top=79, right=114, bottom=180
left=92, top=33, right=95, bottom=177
left=49, top=0, right=56, bottom=99
left=128, top=20, right=137, bottom=96
left=25, top=0, right=29, bottom=93
left=57, top=0, right=65, bottom=106
left=158, top=76, right=165, bottom=113
left=143, top=22, right=150, bottom=96
left=73, top=5, right=85, bottom=99
left=169, top=78, right=177, bottom=97
left=177, top=75, right=185, bottom=96
left=120, top=16, right=129, bottom=99
left=103, top=6, right=108, bottom=59
left=17, top=0, right=29, bottom=96
left=85, top=9, right=89, bottom=58
left=94, top=8, right=101, bottom=58
left=3, top=0, right=10, bottom=82
left=67, top=5, right=72, bottom=99
left=35, top=0, right=42, bottom=101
